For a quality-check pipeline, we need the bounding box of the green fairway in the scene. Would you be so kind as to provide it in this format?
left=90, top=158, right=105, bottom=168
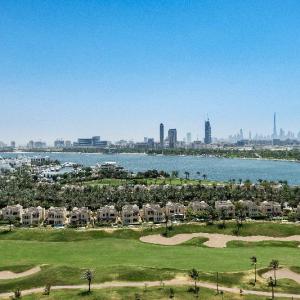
left=0, top=224, right=299, bottom=295
left=1, top=238, right=300, bottom=272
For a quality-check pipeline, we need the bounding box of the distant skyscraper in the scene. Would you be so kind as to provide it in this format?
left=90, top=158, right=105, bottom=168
left=239, top=128, right=244, bottom=140
left=168, top=129, right=177, bottom=148
left=273, top=113, right=278, bottom=139
left=160, top=123, right=164, bottom=147
left=186, top=132, right=192, bottom=144
left=204, top=119, right=212, bottom=144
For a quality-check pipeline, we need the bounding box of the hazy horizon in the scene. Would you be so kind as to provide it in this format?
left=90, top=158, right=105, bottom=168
left=1, top=1, right=300, bottom=144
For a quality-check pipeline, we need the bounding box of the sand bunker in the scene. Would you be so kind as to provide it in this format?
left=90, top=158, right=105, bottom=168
left=262, top=268, right=300, bottom=284
left=0, top=266, right=41, bottom=280
left=140, top=232, right=300, bottom=248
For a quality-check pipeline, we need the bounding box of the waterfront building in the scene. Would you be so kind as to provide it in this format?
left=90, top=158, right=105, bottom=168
left=54, top=139, right=65, bottom=148
left=121, top=204, right=140, bottom=225
left=97, top=205, right=118, bottom=223
left=160, top=123, right=164, bottom=148
left=168, top=129, right=177, bottom=148
left=73, top=136, right=108, bottom=147
left=142, top=204, right=164, bottom=223
left=273, top=112, right=278, bottom=139
left=204, top=119, right=212, bottom=144
left=186, top=132, right=192, bottom=145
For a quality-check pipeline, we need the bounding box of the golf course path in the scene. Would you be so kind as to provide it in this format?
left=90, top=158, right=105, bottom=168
left=140, top=232, right=300, bottom=248
left=0, top=278, right=300, bottom=299
left=262, top=268, right=300, bottom=284
left=0, top=266, right=41, bottom=280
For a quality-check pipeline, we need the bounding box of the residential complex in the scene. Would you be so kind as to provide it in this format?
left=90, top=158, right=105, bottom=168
left=0, top=199, right=293, bottom=228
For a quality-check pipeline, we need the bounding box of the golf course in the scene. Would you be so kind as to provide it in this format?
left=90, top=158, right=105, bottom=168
left=0, top=222, right=299, bottom=299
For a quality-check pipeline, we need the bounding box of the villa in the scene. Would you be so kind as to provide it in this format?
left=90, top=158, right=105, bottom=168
left=97, top=205, right=118, bottom=223
left=21, top=206, right=45, bottom=226
left=238, top=200, right=259, bottom=218
left=165, top=201, right=185, bottom=220
left=121, top=204, right=140, bottom=225
left=45, top=207, right=68, bottom=226
left=188, top=200, right=209, bottom=212
left=215, top=200, right=235, bottom=218
left=69, top=207, right=92, bottom=226
left=259, top=201, right=282, bottom=216
left=1, top=204, right=23, bottom=222
left=142, top=203, right=164, bottom=223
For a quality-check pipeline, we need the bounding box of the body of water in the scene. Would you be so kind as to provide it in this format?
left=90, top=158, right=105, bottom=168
left=1, top=152, right=300, bottom=185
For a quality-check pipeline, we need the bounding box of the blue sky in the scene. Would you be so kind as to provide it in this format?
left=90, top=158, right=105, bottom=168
left=1, top=0, right=300, bottom=144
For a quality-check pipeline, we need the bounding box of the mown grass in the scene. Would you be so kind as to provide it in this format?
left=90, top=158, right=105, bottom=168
left=227, top=240, right=300, bottom=248
left=0, top=222, right=299, bottom=243
left=0, top=265, right=176, bottom=293
left=290, top=266, right=300, bottom=274
left=16, top=286, right=289, bottom=300
left=0, top=223, right=299, bottom=294
left=179, top=237, right=209, bottom=247
left=0, top=265, right=34, bottom=273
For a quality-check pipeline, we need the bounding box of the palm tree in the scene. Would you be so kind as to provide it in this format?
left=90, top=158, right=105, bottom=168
left=184, top=171, right=190, bottom=180
left=82, top=269, right=94, bottom=292
left=268, top=276, right=275, bottom=300
left=202, top=174, right=207, bottom=180
left=188, top=268, right=200, bottom=293
left=269, top=260, right=279, bottom=286
left=250, top=256, right=257, bottom=284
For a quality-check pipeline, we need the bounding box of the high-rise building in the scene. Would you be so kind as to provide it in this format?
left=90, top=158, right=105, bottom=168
left=10, top=141, right=16, bottom=148
left=204, top=119, right=212, bottom=144
left=186, top=132, right=192, bottom=144
left=273, top=113, right=278, bottom=139
left=168, top=129, right=177, bottom=148
left=159, top=123, right=164, bottom=148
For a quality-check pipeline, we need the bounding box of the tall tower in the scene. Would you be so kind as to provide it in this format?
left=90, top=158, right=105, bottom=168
left=159, top=123, right=164, bottom=148
left=204, top=119, right=212, bottom=144
left=168, top=129, right=177, bottom=148
left=273, top=113, right=278, bottom=139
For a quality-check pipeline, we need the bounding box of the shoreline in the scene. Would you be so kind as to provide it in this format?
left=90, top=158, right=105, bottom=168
left=2, top=150, right=299, bottom=164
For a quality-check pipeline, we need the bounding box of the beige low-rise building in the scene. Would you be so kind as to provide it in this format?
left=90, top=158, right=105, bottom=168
left=1, top=204, right=23, bottom=222
left=121, top=204, right=140, bottom=225
left=45, top=207, right=68, bottom=226
left=215, top=200, right=235, bottom=218
left=259, top=201, right=282, bottom=216
left=237, top=200, right=259, bottom=218
left=165, top=202, right=185, bottom=220
left=22, top=206, right=45, bottom=226
left=188, top=201, right=209, bottom=212
left=142, top=204, right=164, bottom=223
left=69, top=207, right=92, bottom=226
left=97, top=205, right=118, bottom=223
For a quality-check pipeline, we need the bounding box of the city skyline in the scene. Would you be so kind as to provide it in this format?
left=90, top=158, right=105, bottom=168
left=1, top=1, right=300, bottom=143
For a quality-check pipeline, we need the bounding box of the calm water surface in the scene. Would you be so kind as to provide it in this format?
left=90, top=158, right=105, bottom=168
left=1, top=152, right=300, bottom=184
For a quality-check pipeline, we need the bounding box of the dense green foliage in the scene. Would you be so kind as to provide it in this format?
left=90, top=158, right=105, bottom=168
left=1, top=167, right=300, bottom=212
